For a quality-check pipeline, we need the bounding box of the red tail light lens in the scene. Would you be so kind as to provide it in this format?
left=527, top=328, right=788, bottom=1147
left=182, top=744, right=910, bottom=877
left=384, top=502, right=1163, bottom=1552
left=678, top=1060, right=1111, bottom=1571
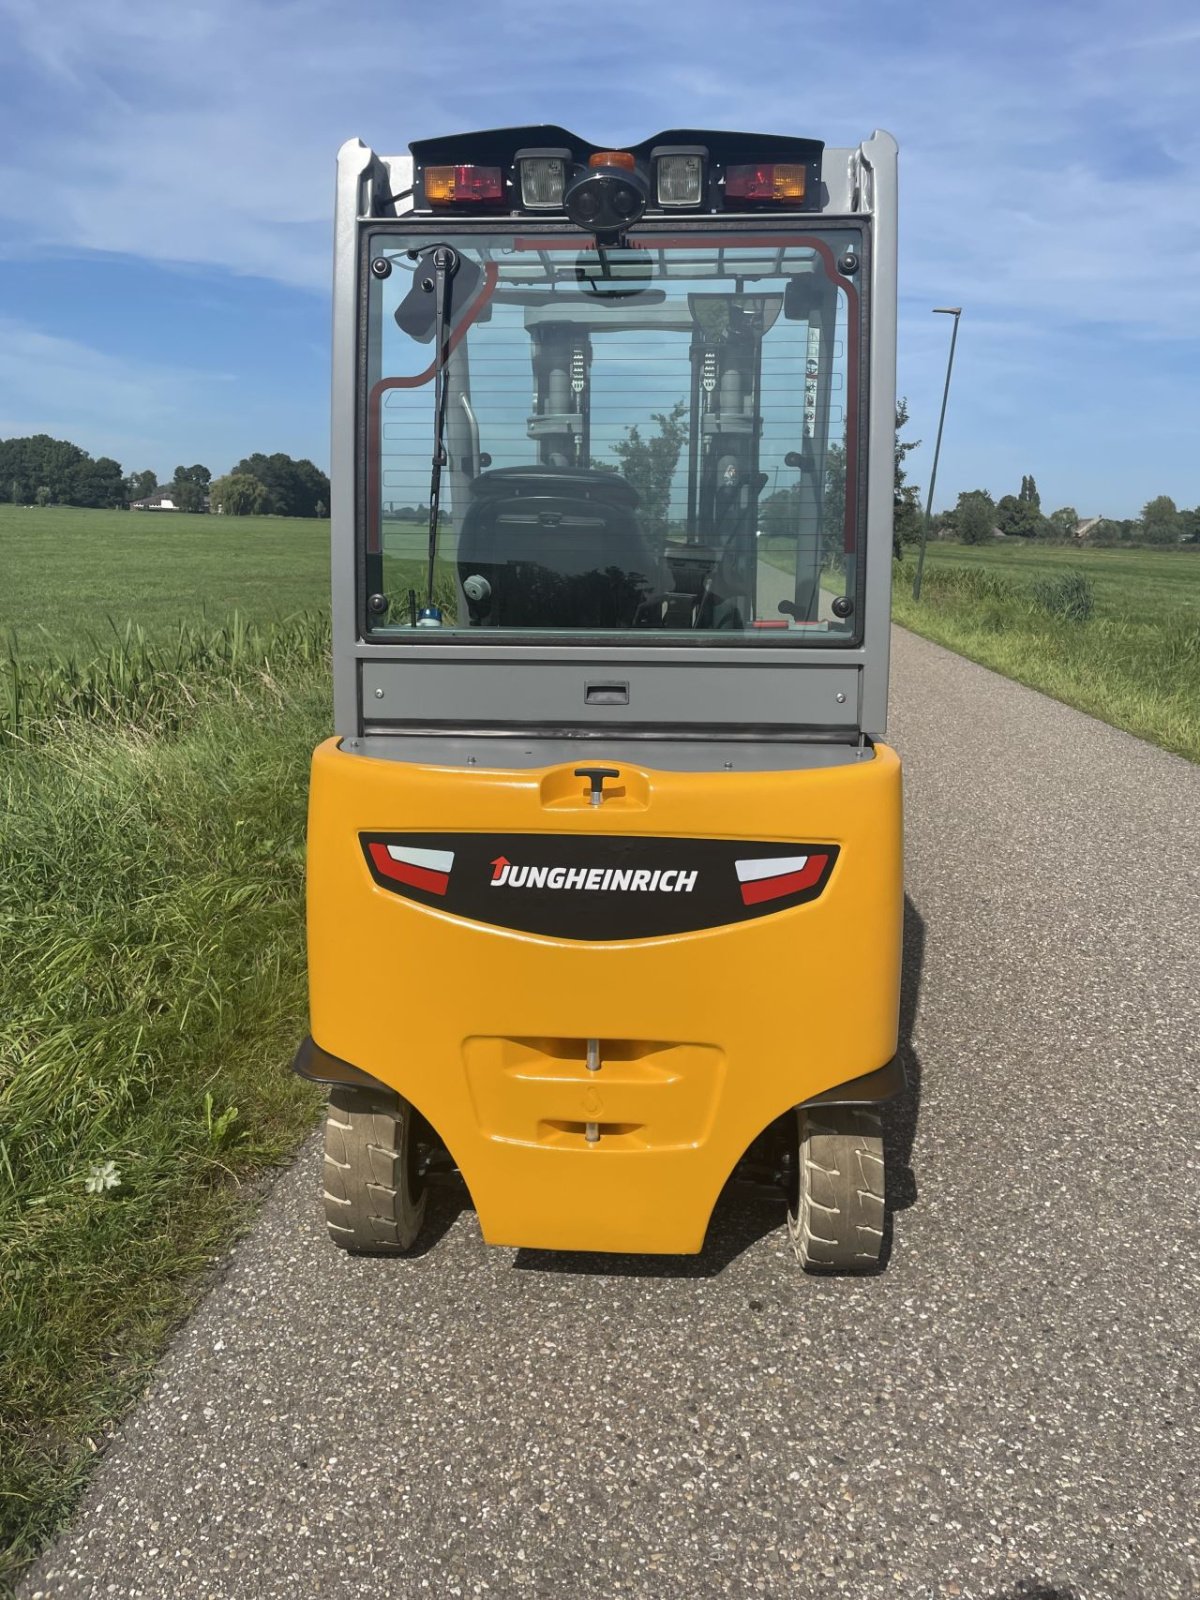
left=725, top=162, right=807, bottom=203
left=425, top=165, right=505, bottom=205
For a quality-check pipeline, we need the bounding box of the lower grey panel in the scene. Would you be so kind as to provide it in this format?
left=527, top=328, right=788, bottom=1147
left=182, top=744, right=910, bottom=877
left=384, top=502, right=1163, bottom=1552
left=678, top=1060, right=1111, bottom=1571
left=361, top=659, right=860, bottom=730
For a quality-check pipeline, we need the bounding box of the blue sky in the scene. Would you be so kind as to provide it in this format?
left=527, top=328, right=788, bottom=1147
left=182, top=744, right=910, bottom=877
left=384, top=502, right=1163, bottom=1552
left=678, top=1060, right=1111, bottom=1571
left=3, top=0, right=1199, bottom=517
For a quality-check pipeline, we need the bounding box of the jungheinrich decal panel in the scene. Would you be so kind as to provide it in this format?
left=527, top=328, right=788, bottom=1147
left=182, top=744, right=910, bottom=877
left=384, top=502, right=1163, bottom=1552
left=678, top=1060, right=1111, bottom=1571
left=361, top=833, right=839, bottom=939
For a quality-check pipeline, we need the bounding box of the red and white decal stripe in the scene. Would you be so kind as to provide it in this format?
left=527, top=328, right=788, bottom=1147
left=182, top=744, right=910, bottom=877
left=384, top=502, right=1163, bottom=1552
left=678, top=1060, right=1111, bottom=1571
left=368, top=843, right=455, bottom=896
left=735, top=853, right=829, bottom=905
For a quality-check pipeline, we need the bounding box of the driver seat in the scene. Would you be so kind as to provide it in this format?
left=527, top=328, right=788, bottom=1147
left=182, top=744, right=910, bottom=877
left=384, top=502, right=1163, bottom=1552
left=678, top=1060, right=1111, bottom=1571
left=457, top=467, right=662, bottom=629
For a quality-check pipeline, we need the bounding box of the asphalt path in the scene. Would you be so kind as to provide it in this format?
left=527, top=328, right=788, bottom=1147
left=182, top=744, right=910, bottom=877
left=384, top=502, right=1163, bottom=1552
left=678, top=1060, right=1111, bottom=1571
left=21, top=629, right=1200, bottom=1600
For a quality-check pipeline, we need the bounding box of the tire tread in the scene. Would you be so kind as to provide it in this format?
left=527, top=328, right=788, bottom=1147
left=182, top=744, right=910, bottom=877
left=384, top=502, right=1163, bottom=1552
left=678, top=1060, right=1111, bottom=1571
left=321, top=1084, right=427, bottom=1254
left=789, top=1106, right=886, bottom=1273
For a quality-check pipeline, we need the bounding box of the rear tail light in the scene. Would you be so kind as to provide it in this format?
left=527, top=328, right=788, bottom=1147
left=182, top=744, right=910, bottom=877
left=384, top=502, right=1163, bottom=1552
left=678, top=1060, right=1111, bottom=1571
left=519, top=155, right=567, bottom=209
left=656, top=153, right=704, bottom=207
left=424, top=164, right=504, bottom=205
left=725, top=162, right=807, bottom=203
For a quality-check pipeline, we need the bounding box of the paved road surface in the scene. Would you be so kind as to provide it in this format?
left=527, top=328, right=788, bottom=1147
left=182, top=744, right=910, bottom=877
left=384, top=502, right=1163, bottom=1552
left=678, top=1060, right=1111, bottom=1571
left=21, top=630, right=1200, bottom=1600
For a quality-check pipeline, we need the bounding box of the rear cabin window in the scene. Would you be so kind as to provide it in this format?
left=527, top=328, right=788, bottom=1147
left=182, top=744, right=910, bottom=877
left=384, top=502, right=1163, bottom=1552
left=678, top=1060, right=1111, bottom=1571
left=363, top=230, right=863, bottom=641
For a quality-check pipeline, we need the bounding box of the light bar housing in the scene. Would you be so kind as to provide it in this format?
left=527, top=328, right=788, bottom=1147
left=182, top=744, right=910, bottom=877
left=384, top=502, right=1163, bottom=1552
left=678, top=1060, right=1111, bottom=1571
left=406, top=127, right=823, bottom=217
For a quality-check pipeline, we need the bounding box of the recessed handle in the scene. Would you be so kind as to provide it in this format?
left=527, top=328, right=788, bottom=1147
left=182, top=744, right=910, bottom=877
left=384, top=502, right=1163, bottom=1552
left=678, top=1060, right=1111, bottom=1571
left=585, top=681, right=629, bottom=705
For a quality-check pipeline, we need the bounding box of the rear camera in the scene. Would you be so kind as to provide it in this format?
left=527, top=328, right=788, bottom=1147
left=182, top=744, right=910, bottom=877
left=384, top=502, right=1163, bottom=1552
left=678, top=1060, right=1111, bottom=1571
left=564, top=166, right=649, bottom=242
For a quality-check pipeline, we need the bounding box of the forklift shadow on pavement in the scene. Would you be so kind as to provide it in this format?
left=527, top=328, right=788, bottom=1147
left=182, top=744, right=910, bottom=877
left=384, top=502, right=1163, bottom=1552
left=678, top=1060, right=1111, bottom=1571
left=882, top=895, right=925, bottom=1221
left=507, top=895, right=925, bottom=1281
left=987, top=1586, right=1080, bottom=1600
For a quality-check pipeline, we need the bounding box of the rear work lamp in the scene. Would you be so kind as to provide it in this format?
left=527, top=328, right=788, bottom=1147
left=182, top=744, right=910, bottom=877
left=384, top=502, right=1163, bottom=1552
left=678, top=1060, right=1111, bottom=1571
left=517, top=150, right=568, bottom=209
left=424, top=164, right=504, bottom=205
left=655, top=151, right=705, bottom=207
left=725, top=162, right=807, bottom=203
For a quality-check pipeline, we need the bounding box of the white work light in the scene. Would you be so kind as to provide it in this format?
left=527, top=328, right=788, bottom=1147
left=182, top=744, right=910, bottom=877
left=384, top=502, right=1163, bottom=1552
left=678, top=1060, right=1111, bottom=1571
left=655, top=152, right=705, bottom=207
left=518, top=153, right=568, bottom=209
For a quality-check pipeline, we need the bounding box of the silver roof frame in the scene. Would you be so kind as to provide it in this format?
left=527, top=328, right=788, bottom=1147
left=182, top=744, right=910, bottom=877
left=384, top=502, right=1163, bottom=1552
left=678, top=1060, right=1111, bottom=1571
left=329, top=132, right=898, bottom=745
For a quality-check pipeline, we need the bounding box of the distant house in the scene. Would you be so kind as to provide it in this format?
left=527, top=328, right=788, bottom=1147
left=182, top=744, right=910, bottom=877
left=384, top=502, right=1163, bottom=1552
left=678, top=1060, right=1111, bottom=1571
left=130, top=489, right=210, bottom=512
left=1074, top=517, right=1102, bottom=540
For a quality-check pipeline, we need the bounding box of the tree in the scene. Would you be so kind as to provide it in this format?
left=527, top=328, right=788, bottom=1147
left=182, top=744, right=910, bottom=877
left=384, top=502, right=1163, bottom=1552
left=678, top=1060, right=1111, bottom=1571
left=1089, top=519, right=1121, bottom=546
left=170, top=464, right=211, bottom=513
left=957, top=489, right=996, bottom=545
left=70, top=455, right=125, bottom=509
left=822, top=442, right=847, bottom=563
left=1019, top=474, right=1041, bottom=508
left=1178, top=507, right=1200, bottom=544
left=893, top=397, right=923, bottom=552
left=606, top=400, right=688, bottom=540
left=1140, top=494, right=1179, bottom=544
left=230, top=452, right=330, bottom=518
left=126, top=469, right=157, bottom=502
left=995, top=493, right=1045, bottom=539
left=1048, top=506, right=1079, bottom=540
left=0, top=434, right=89, bottom=504
left=209, top=472, right=268, bottom=516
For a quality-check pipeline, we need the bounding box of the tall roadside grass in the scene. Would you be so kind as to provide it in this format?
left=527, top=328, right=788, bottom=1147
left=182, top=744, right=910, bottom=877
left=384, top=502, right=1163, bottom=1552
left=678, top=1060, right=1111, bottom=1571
left=0, top=631, right=331, bottom=1579
left=3, top=612, right=331, bottom=744
left=893, top=559, right=1200, bottom=762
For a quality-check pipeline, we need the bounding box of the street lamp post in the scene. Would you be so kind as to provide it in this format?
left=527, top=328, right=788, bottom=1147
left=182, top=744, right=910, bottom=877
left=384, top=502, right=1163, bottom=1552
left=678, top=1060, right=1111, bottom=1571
left=912, top=306, right=962, bottom=601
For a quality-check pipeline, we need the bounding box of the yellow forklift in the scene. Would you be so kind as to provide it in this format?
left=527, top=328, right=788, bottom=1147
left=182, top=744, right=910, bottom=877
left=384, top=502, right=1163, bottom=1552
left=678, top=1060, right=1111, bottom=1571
left=293, top=126, right=903, bottom=1269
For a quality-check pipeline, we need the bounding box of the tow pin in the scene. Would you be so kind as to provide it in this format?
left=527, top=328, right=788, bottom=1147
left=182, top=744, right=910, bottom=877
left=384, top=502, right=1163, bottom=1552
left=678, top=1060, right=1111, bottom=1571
left=575, top=766, right=620, bottom=807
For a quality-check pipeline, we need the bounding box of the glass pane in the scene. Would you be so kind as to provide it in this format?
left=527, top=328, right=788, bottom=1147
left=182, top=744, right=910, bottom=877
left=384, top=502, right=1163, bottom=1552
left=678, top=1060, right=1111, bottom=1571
left=365, top=230, right=861, bottom=640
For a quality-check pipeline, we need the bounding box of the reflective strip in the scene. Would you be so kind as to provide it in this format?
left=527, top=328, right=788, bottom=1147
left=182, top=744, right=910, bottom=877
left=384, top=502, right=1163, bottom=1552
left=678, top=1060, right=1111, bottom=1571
left=735, top=855, right=809, bottom=884
left=386, top=845, right=455, bottom=873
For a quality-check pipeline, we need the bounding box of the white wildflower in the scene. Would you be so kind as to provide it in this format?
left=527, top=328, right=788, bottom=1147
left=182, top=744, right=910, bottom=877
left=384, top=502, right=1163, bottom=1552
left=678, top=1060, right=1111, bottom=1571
left=84, top=1160, right=121, bottom=1194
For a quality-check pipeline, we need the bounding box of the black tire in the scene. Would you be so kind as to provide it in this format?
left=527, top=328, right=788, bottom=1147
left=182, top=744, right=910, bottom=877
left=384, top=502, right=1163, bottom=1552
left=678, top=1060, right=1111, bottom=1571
left=322, top=1084, right=428, bottom=1254
left=788, top=1105, right=885, bottom=1272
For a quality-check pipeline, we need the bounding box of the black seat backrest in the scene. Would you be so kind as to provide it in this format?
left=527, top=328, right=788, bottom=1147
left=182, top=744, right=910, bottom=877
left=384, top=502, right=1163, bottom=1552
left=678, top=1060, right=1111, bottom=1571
left=457, top=468, right=660, bottom=628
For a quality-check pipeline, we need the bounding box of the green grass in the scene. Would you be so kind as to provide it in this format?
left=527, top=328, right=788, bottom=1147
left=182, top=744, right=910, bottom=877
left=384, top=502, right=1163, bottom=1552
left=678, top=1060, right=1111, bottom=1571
left=894, top=542, right=1200, bottom=762
left=2, top=612, right=333, bottom=745
left=903, top=538, right=1200, bottom=619
left=0, top=512, right=465, bottom=1579
left=0, top=509, right=345, bottom=1578
left=0, top=665, right=329, bottom=1580
left=0, top=506, right=331, bottom=661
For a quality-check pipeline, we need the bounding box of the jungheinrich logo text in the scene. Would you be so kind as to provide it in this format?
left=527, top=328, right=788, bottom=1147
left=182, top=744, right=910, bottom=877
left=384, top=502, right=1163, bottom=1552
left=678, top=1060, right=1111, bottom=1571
left=490, top=856, right=698, bottom=893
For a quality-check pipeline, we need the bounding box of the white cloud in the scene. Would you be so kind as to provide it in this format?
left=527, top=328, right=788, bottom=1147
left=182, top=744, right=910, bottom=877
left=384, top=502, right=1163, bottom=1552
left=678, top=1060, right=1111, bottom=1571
left=0, top=317, right=229, bottom=467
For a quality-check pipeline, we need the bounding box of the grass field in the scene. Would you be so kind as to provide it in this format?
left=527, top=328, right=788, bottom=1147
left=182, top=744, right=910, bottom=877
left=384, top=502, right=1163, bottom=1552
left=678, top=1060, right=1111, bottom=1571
left=902, top=537, right=1200, bottom=619
left=0, top=506, right=331, bottom=660
left=893, top=540, right=1200, bottom=762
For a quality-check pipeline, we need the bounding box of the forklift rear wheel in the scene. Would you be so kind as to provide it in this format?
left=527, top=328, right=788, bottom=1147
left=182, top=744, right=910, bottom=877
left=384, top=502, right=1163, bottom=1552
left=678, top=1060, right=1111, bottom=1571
left=323, top=1084, right=428, bottom=1254
left=788, top=1106, right=885, bottom=1272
